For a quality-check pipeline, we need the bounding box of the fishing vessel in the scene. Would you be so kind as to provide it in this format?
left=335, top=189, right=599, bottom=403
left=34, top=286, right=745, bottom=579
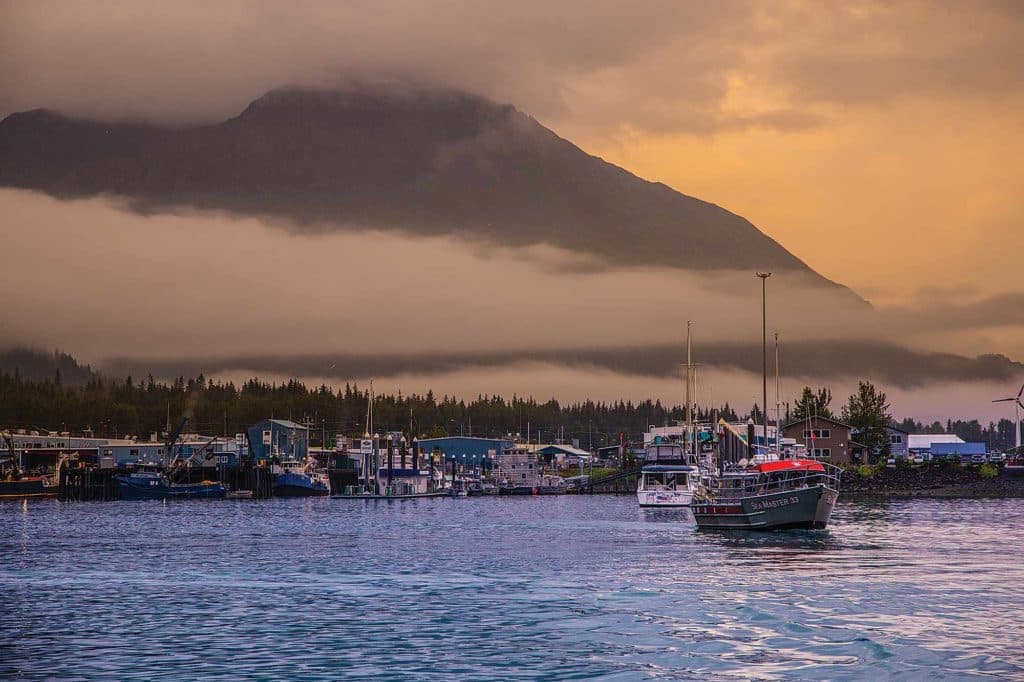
left=273, top=460, right=330, bottom=497
left=692, top=434, right=841, bottom=530
left=1, top=432, right=58, bottom=498
left=114, top=417, right=228, bottom=500
left=691, top=277, right=841, bottom=530
left=115, top=470, right=228, bottom=500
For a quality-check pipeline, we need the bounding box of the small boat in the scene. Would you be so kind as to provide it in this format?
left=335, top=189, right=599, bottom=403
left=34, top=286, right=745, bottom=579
left=115, top=471, right=227, bottom=500
left=637, top=464, right=698, bottom=507
left=1, top=431, right=58, bottom=498
left=273, top=460, right=330, bottom=497
left=0, top=475, right=58, bottom=499
left=1004, top=452, right=1024, bottom=477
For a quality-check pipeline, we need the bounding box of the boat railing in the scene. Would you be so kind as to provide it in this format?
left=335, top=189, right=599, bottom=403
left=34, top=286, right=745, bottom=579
left=697, top=464, right=842, bottom=500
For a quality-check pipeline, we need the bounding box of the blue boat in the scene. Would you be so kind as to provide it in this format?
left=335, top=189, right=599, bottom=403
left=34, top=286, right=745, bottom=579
left=273, top=462, right=330, bottom=497
left=115, top=472, right=228, bottom=500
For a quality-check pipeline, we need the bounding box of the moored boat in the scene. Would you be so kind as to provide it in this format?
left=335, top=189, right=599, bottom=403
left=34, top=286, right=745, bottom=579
left=0, top=475, right=58, bottom=499
left=637, top=464, right=698, bottom=507
left=115, top=471, right=228, bottom=500
left=272, top=460, right=330, bottom=497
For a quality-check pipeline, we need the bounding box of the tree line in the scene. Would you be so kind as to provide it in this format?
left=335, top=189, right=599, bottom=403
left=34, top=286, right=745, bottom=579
left=1, top=349, right=1017, bottom=452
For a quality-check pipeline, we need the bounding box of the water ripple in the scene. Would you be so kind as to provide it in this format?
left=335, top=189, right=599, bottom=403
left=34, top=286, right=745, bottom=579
left=1, top=496, right=1022, bottom=679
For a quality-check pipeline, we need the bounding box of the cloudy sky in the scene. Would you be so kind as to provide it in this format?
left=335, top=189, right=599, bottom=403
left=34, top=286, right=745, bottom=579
left=1, top=1, right=1022, bottom=421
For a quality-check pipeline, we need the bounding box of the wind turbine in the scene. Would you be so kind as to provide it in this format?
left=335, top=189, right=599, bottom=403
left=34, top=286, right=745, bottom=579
left=993, top=383, right=1024, bottom=452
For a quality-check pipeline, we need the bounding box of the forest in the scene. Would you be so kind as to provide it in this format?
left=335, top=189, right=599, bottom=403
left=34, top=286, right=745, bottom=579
left=0, top=349, right=1018, bottom=451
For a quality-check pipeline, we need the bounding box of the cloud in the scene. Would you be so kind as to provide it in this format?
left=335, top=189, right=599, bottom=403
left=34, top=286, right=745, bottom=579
left=2, top=2, right=1021, bottom=137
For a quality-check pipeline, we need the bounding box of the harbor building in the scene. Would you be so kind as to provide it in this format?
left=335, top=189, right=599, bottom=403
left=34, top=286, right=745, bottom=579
left=414, top=436, right=513, bottom=468
left=908, top=434, right=965, bottom=459
left=246, top=419, right=308, bottom=462
left=931, top=441, right=986, bottom=460
left=781, top=416, right=854, bottom=465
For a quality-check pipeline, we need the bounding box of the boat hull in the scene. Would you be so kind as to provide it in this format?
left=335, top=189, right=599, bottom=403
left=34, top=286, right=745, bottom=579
left=0, top=477, right=57, bottom=499
left=1003, top=463, right=1024, bottom=478
left=637, top=489, right=693, bottom=507
left=330, top=490, right=449, bottom=500
left=692, top=484, right=838, bottom=531
left=498, top=485, right=537, bottom=495
left=116, top=476, right=227, bottom=500
left=273, top=483, right=329, bottom=497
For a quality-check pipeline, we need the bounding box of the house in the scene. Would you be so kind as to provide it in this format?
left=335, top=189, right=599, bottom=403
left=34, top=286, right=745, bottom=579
left=887, top=426, right=910, bottom=459
left=780, top=416, right=854, bottom=465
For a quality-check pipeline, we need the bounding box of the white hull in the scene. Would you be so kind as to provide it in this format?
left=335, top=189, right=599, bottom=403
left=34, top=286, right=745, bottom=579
left=637, top=489, right=694, bottom=507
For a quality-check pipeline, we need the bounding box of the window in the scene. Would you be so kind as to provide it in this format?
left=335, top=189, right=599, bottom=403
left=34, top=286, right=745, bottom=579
left=803, top=429, right=831, bottom=439
left=821, top=429, right=831, bottom=439
left=812, top=448, right=831, bottom=459
left=891, top=435, right=903, bottom=444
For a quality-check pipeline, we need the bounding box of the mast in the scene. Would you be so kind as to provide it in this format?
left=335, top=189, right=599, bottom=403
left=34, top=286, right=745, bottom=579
left=774, top=331, right=781, bottom=458
left=756, top=273, right=772, bottom=460
left=685, top=321, right=694, bottom=461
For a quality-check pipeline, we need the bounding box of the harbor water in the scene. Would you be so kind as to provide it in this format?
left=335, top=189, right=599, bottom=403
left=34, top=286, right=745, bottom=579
left=2, top=496, right=1022, bottom=680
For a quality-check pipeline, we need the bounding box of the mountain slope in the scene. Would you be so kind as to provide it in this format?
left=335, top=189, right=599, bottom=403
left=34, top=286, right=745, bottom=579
left=0, top=87, right=835, bottom=281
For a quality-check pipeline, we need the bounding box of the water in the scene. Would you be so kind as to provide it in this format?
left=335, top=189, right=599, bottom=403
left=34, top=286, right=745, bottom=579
left=2, top=496, right=1022, bottom=680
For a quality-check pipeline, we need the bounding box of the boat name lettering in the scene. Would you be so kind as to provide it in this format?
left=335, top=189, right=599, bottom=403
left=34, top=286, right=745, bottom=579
left=750, top=496, right=799, bottom=510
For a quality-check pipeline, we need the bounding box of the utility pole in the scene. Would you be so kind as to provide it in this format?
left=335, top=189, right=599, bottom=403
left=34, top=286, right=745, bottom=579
left=756, top=273, right=772, bottom=453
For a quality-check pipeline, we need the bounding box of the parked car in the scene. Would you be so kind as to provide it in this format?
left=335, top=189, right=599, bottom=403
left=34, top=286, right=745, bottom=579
left=989, top=453, right=1006, bottom=463
left=971, top=454, right=987, bottom=465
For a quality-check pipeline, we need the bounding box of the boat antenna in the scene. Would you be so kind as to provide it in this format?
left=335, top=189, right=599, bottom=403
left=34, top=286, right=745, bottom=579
left=756, top=273, right=772, bottom=459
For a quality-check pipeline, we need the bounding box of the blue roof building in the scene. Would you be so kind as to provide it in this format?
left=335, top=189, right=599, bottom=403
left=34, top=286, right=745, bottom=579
left=931, top=441, right=986, bottom=458
left=246, top=419, right=308, bottom=462
left=414, top=436, right=513, bottom=467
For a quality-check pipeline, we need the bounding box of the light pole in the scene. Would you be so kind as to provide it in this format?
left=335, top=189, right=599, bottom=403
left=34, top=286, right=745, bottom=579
left=756, top=272, right=772, bottom=454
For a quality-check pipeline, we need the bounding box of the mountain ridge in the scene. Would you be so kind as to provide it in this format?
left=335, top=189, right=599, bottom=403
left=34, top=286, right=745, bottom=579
left=0, top=86, right=850, bottom=292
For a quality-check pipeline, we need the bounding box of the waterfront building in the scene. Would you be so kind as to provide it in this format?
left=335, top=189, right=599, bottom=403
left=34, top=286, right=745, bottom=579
left=780, top=416, right=854, bottom=465
left=246, top=419, right=308, bottom=462
left=931, top=441, right=987, bottom=460
left=413, top=436, right=513, bottom=469
left=908, top=433, right=965, bottom=459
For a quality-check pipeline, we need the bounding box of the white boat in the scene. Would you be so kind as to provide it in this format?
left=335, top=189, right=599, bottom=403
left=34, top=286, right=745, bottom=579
left=638, top=322, right=702, bottom=508
left=637, top=463, right=698, bottom=507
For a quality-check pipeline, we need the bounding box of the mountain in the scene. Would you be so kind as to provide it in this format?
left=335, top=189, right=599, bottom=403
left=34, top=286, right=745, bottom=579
left=0, top=348, right=95, bottom=385
left=0, top=86, right=840, bottom=283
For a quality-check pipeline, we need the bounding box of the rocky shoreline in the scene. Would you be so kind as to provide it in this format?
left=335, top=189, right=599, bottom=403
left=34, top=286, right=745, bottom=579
left=842, top=466, right=1024, bottom=499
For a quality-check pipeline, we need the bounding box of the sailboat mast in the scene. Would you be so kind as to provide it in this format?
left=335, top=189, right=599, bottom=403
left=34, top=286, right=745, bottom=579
left=774, top=332, right=781, bottom=458
left=757, top=273, right=772, bottom=460
left=686, top=321, right=694, bottom=459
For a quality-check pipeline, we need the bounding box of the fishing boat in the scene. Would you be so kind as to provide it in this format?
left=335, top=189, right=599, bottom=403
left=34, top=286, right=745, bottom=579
left=691, top=277, right=841, bottom=530
left=692, top=454, right=841, bottom=530
left=1, top=432, right=58, bottom=498
left=115, top=471, right=227, bottom=500
left=0, top=475, right=58, bottom=499
left=273, top=460, right=330, bottom=497
left=114, top=416, right=228, bottom=500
